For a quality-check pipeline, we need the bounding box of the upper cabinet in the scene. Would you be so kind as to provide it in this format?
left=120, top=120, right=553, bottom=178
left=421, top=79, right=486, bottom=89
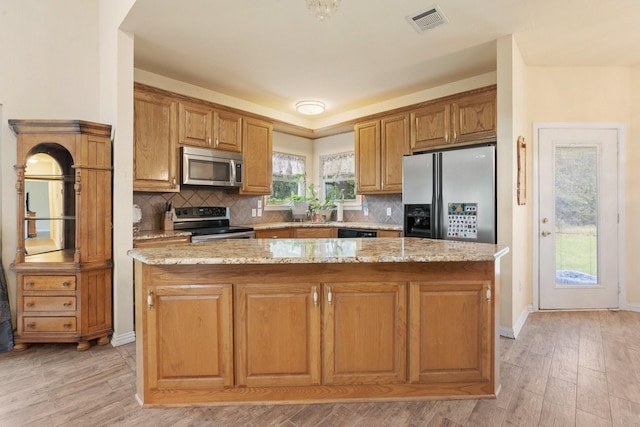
left=134, top=88, right=179, bottom=192
left=411, top=86, right=496, bottom=152
left=355, top=113, right=409, bottom=194
left=240, top=117, right=273, bottom=195
left=178, top=101, right=242, bottom=152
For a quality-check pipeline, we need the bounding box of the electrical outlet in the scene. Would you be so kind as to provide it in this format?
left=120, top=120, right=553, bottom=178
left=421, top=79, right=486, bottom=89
left=251, top=208, right=257, bottom=217
left=386, top=207, right=392, bottom=216
left=257, top=208, right=262, bottom=217
left=257, top=199, right=262, bottom=209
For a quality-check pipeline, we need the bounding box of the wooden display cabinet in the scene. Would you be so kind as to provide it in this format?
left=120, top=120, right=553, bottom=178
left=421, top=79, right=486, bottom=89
left=10, top=119, right=113, bottom=351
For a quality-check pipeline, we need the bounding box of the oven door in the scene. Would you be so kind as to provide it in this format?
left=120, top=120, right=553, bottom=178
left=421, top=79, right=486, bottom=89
left=191, top=230, right=255, bottom=242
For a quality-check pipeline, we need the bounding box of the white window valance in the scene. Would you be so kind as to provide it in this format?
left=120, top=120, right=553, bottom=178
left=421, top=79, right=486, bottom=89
left=272, top=152, right=306, bottom=176
left=320, top=152, right=354, bottom=179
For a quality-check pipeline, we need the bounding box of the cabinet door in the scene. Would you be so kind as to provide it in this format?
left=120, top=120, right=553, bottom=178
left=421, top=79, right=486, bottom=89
left=254, top=228, right=293, bottom=239
left=214, top=110, right=242, bottom=152
left=408, top=281, right=492, bottom=384
left=178, top=102, right=213, bottom=147
left=235, top=283, right=321, bottom=387
left=354, top=120, right=381, bottom=194
left=147, top=284, right=233, bottom=390
left=381, top=113, right=409, bottom=193
left=133, top=90, right=179, bottom=192
left=410, top=103, right=451, bottom=152
left=240, top=117, right=273, bottom=195
left=294, top=228, right=336, bottom=238
left=377, top=230, right=401, bottom=238
left=451, top=92, right=497, bottom=144
left=322, top=282, right=406, bottom=385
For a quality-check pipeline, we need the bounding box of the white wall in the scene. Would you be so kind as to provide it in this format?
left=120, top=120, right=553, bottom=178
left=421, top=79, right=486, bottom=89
left=527, top=66, right=637, bottom=308
left=0, top=0, right=102, bottom=323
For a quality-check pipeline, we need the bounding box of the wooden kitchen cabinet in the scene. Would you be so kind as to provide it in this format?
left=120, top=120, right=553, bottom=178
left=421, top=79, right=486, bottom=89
left=144, top=282, right=234, bottom=390
left=377, top=230, right=402, bottom=238
left=408, top=280, right=492, bottom=384
left=234, top=283, right=321, bottom=387
left=294, top=227, right=336, bottom=238
left=254, top=228, right=293, bottom=239
left=240, top=117, right=273, bottom=195
left=322, top=282, right=407, bottom=385
left=355, top=113, right=409, bottom=194
left=134, top=87, right=179, bottom=192
left=411, top=86, right=496, bottom=152
left=10, top=120, right=113, bottom=351
left=178, top=101, right=242, bottom=152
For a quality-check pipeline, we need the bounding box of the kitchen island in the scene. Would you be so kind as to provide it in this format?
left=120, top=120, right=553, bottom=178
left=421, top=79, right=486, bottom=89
left=129, top=237, right=508, bottom=406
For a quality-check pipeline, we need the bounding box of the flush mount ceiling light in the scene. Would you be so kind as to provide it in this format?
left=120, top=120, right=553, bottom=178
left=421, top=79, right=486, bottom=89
left=305, top=0, right=342, bottom=21
left=296, top=100, right=325, bottom=115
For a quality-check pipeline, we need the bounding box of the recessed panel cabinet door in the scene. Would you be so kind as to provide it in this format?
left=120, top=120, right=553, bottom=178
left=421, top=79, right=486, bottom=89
left=235, top=283, right=321, bottom=387
left=409, top=281, right=492, bottom=384
left=147, top=284, right=233, bottom=390
left=322, top=282, right=406, bottom=385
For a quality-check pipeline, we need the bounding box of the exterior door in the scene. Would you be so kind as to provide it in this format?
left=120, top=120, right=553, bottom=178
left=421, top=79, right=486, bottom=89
left=538, top=127, right=619, bottom=309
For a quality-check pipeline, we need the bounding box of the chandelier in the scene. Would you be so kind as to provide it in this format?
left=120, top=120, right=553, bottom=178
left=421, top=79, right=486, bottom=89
left=305, top=0, right=342, bottom=21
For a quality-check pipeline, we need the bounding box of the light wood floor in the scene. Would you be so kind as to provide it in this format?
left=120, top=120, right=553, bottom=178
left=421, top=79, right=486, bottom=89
left=1, top=310, right=639, bottom=426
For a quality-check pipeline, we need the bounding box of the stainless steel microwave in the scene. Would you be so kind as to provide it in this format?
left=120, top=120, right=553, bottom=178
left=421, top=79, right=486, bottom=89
left=181, top=146, right=243, bottom=187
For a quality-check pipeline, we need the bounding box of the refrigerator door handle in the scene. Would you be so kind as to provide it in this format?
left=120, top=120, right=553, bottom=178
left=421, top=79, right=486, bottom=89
left=434, top=152, right=443, bottom=239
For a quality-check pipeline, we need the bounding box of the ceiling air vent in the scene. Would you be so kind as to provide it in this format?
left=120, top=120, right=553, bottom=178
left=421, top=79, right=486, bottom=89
left=406, top=5, right=449, bottom=33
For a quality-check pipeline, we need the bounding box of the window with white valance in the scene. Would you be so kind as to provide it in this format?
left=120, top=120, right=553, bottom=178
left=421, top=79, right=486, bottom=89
left=268, top=152, right=306, bottom=204
left=319, top=152, right=357, bottom=203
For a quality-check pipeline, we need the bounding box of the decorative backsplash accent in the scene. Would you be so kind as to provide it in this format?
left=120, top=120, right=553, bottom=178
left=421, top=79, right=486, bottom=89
left=133, top=189, right=403, bottom=231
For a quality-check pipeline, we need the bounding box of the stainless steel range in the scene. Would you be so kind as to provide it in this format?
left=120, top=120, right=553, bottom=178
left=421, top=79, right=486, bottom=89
left=173, top=206, right=254, bottom=242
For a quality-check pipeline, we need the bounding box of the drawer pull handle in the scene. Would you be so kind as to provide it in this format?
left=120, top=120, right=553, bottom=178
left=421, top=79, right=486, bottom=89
left=147, top=291, right=154, bottom=310
left=26, top=323, right=36, bottom=329
left=26, top=281, right=34, bottom=287
left=26, top=302, right=34, bottom=307
left=62, top=281, right=71, bottom=288
left=327, top=286, right=333, bottom=305
left=313, top=287, right=318, bottom=307
left=63, top=323, right=72, bottom=329
left=63, top=302, right=72, bottom=308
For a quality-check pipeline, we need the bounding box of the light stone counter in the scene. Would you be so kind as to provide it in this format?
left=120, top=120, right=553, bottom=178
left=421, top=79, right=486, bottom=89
left=128, top=237, right=508, bottom=265
left=132, top=230, right=191, bottom=242
left=250, top=221, right=402, bottom=231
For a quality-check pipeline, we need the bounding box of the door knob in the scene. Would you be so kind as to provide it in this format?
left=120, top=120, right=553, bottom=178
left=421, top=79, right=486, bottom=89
left=541, top=230, right=551, bottom=237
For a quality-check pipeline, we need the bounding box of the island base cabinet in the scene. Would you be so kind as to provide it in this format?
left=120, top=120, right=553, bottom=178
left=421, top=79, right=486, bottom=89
left=144, top=282, right=233, bottom=391
left=234, top=283, right=321, bottom=387
left=323, top=282, right=406, bottom=384
left=408, top=281, right=493, bottom=384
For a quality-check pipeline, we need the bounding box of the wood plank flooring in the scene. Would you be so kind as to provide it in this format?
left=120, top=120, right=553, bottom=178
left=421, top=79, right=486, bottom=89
left=1, top=310, right=639, bottom=426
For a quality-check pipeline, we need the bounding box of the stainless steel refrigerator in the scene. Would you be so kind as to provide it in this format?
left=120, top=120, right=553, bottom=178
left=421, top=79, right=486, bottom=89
left=402, top=144, right=496, bottom=243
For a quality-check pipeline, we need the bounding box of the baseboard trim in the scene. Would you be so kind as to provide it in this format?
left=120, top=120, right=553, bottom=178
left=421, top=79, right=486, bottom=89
left=628, top=303, right=640, bottom=312
left=110, top=330, right=136, bottom=347
left=500, top=305, right=532, bottom=339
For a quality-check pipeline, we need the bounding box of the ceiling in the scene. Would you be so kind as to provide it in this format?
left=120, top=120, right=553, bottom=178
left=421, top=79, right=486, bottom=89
left=121, top=0, right=640, bottom=129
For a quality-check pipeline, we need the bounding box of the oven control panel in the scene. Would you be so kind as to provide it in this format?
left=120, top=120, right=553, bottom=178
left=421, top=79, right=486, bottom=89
left=174, top=206, right=228, bottom=219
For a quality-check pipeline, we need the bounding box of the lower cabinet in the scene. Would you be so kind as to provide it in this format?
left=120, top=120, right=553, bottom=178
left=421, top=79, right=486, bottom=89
left=293, top=227, right=336, bottom=238
left=235, top=283, right=321, bottom=387
left=323, top=282, right=406, bottom=384
left=408, top=280, right=492, bottom=384
left=146, top=284, right=233, bottom=390
left=234, top=282, right=406, bottom=387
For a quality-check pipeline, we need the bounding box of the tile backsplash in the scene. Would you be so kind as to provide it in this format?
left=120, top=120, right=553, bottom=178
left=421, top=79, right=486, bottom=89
left=133, top=189, right=403, bottom=231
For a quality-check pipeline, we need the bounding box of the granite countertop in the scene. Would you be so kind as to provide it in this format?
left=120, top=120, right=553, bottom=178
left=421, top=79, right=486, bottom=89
left=250, top=222, right=403, bottom=231
left=128, top=237, right=508, bottom=265
left=133, top=230, right=192, bottom=241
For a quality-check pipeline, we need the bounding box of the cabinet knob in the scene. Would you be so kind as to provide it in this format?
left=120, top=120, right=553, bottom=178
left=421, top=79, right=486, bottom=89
left=172, top=176, right=177, bottom=185
left=63, top=323, right=72, bottom=329
left=26, top=323, right=35, bottom=329
left=63, top=302, right=72, bottom=308
left=26, top=302, right=34, bottom=308
left=26, top=281, right=34, bottom=288
left=62, top=281, right=71, bottom=287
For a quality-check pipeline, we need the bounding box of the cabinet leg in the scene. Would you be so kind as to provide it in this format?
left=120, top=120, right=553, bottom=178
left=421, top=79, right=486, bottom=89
left=76, top=341, right=90, bottom=352
left=97, top=336, right=110, bottom=346
left=13, top=343, right=28, bottom=352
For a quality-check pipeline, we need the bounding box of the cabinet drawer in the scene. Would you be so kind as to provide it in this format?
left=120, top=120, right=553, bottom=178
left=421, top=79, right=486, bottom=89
left=23, top=275, right=76, bottom=291
left=24, top=296, right=76, bottom=312
left=23, top=317, right=76, bottom=333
